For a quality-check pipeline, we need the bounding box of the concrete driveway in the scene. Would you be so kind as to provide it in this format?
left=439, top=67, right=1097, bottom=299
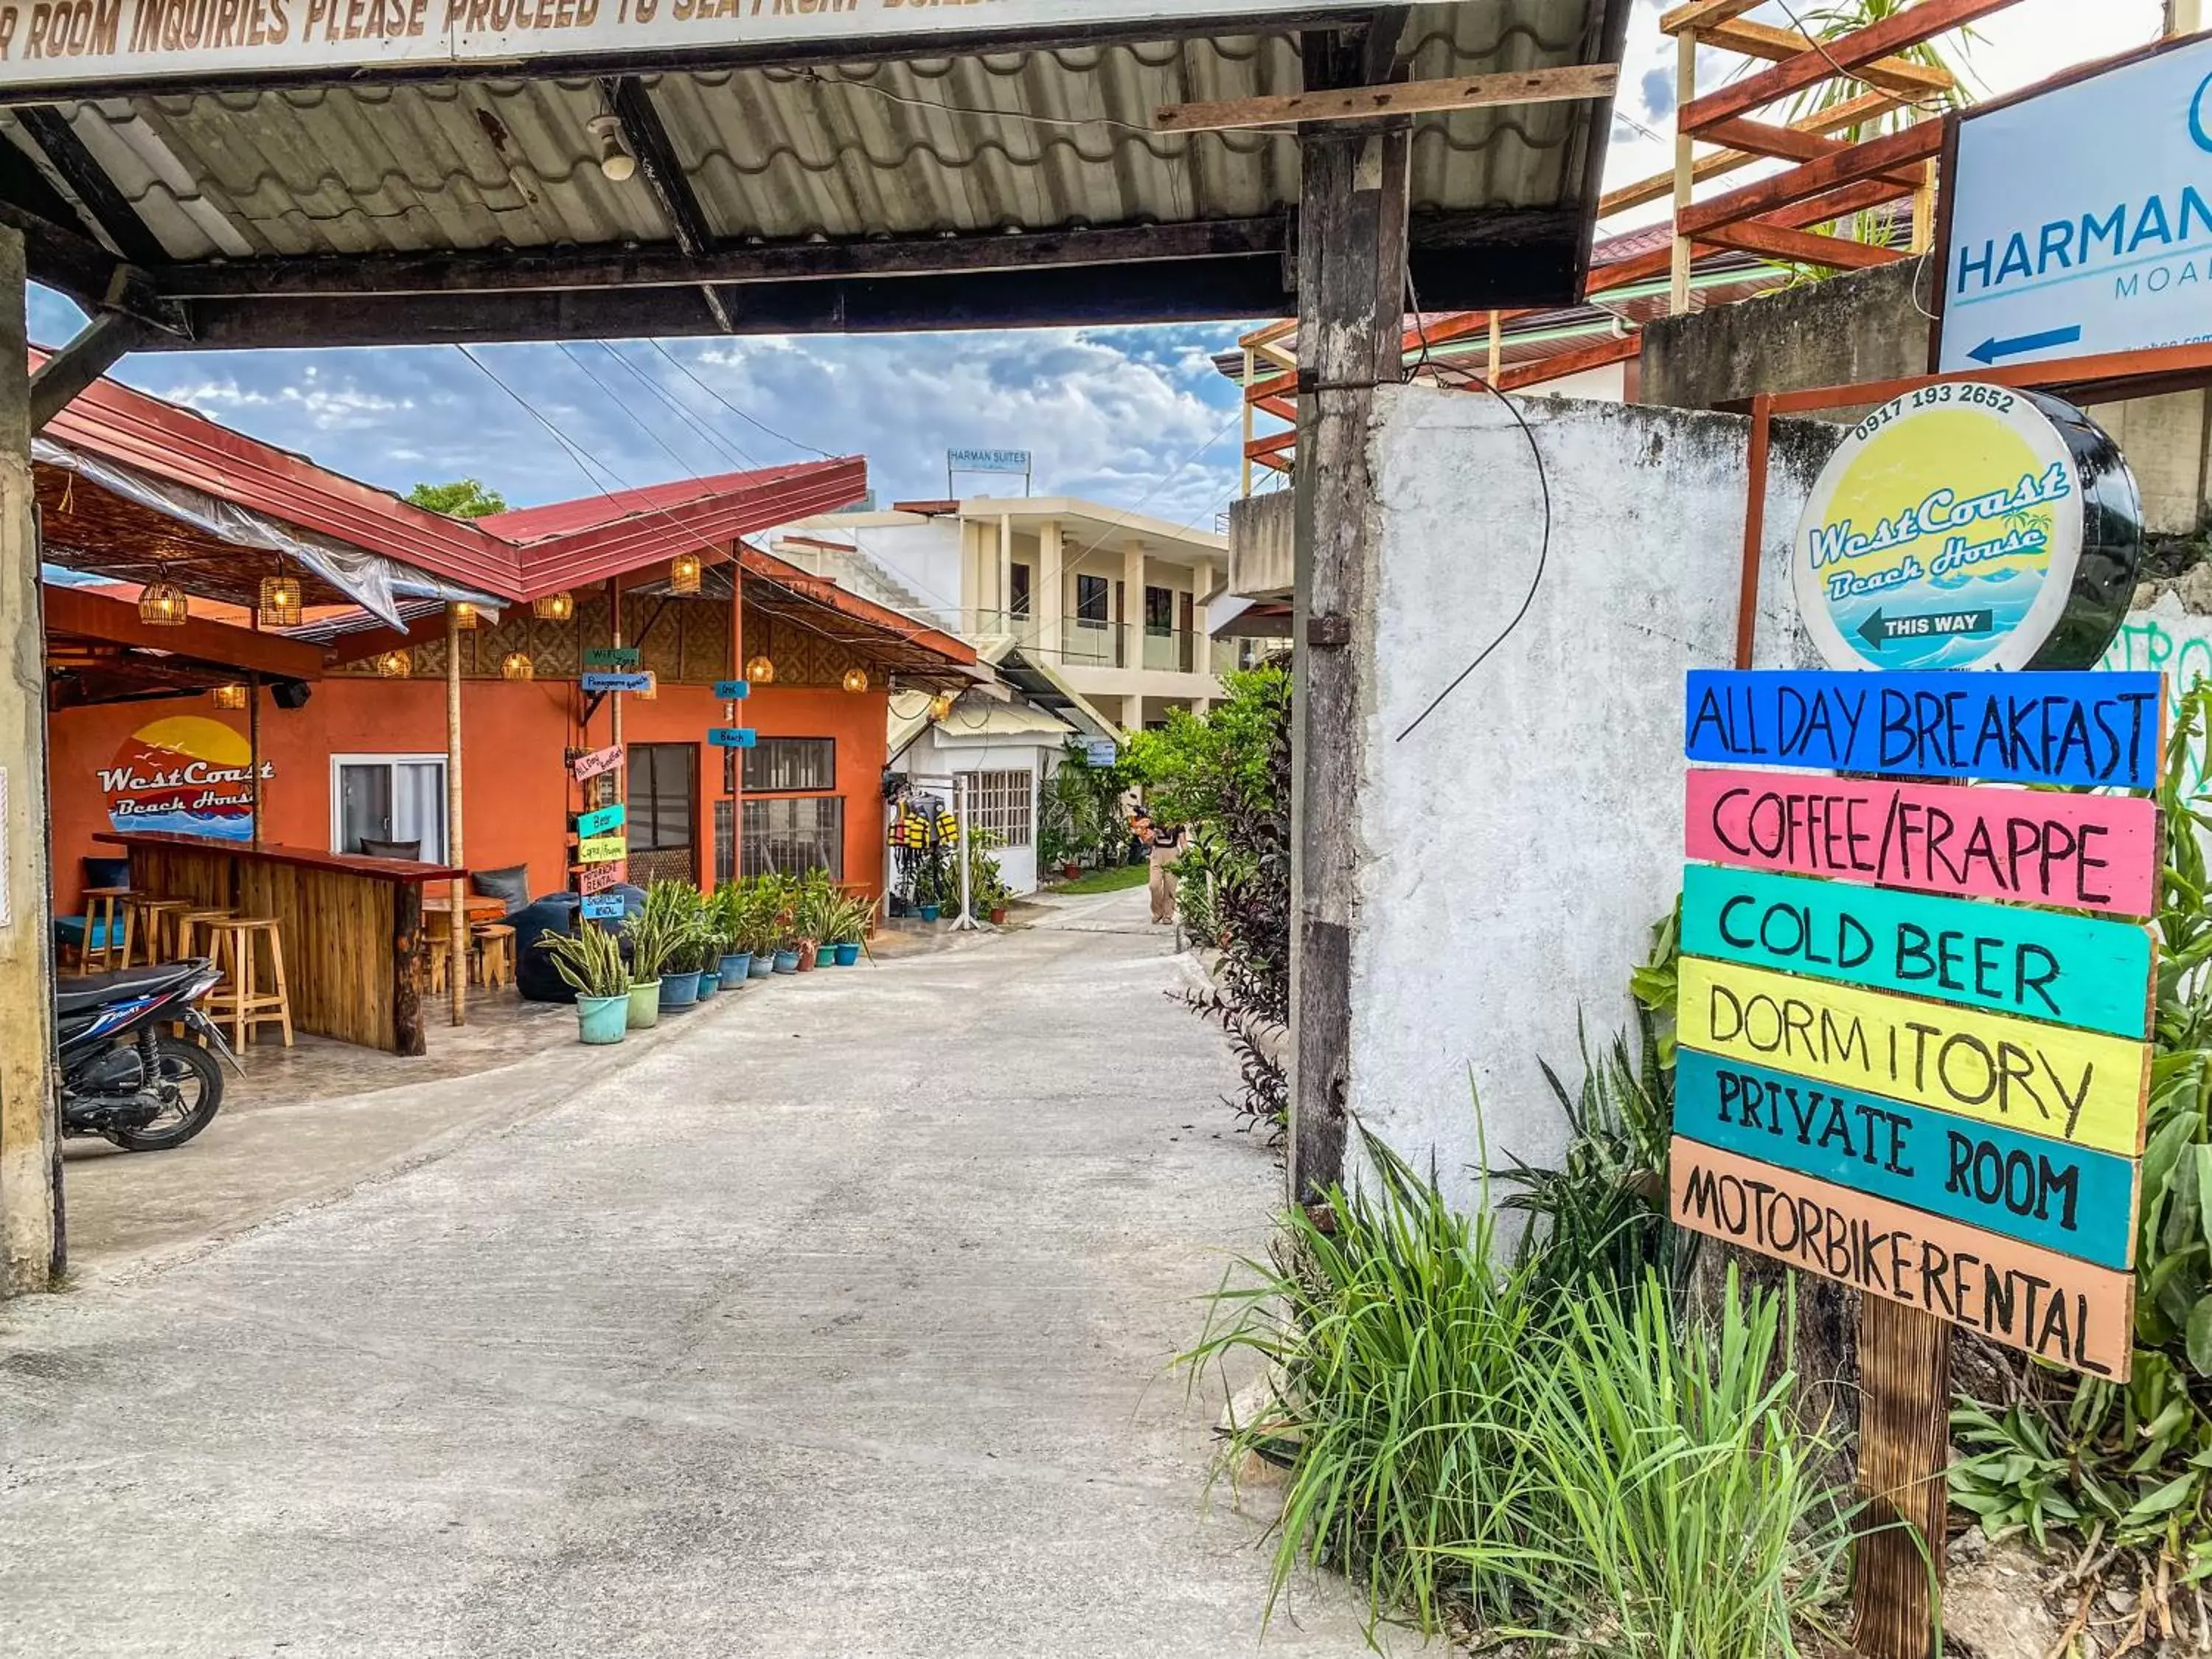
left=0, top=886, right=1391, bottom=1658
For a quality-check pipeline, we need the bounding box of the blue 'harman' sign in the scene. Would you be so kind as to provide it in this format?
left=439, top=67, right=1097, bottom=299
left=1684, top=669, right=2162, bottom=789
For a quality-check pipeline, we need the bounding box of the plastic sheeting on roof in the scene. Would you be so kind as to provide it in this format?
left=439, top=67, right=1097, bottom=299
left=33, top=435, right=504, bottom=630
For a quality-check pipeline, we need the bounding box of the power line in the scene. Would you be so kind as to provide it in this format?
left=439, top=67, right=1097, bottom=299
left=645, top=338, right=835, bottom=460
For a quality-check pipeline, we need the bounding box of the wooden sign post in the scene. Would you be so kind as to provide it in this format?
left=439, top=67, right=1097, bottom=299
left=1677, top=667, right=2163, bottom=1658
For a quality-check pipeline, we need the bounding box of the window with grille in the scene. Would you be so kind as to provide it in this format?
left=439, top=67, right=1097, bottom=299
left=744, top=737, right=835, bottom=793
left=627, top=743, right=695, bottom=852
left=743, top=796, right=844, bottom=880
left=958, top=769, right=1032, bottom=847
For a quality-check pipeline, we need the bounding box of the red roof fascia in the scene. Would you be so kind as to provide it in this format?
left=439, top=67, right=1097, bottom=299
left=481, top=460, right=836, bottom=543
left=35, top=350, right=517, bottom=595
left=510, top=459, right=868, bottom=600
left=739, top=542, right=975, bottom=667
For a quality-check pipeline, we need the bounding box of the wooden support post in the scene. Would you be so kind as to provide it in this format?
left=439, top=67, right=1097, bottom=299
left=247, top=671, right=262, bottom=850
left=1486, top=309, right=1503, bottom=383
left=1670, top=29, right=1698, bottom=315
left=1854, top=1296, right=1952, bottom=1659
left=445, top=602, right=466, bottom=1028
left=739, top=546, right=757, bottom=885
left=1240, top=345, right=1256, bottom=498
left=1289, top=111, right=1408, bottom=1203
left=0, top=226, right=60, bottom=1295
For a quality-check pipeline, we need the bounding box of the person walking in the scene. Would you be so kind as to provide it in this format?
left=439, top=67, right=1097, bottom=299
left=1145, top=817, right=1184, bottom=926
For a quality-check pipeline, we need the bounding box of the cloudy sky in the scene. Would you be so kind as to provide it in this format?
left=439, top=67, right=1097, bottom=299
left=28, top=0, right=2169, bottom=528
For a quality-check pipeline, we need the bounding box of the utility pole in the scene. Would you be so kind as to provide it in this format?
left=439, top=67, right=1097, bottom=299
left=1288, top=25, right=1409, bottom=1204
left=0, top=227, right=60, bottom=1294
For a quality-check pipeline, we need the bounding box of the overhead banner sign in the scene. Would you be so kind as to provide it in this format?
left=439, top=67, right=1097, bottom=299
left=1790, top=385, right=2141, bottom=673
left=0, top=0, right=1382, bottom=91
left=1940, top=36, right=2212, bottom=372
left=1674, top=665, right=2158, bottom=1379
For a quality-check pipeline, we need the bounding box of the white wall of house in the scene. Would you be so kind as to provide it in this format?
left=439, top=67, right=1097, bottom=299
left=1343, top=386, right=1830, bottom=1222
left=891, top=728, right=1050, bottom=894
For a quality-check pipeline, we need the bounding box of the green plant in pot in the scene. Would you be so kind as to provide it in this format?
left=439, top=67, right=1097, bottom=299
left=967, top=826, right=1015, bottom=923
left=793, top=871, right=839, bottom=968
left=711, top=880, right=754, bottom=987
left=623, top=880, right=690, bottom=1025
left=537, top=920, right=632, bottom=1044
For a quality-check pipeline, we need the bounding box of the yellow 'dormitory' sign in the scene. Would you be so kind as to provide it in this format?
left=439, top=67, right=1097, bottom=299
left=1678, top=956, right=2148, bottom=1159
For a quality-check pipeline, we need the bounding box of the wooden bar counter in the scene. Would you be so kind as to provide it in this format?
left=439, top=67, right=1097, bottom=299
left=99, top=832, right=465, bottom=1055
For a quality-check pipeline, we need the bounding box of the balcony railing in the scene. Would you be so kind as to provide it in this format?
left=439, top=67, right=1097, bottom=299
left=1210, top=635, right=1294, bottom=675
left=937, top=610, right=1212, bottom=675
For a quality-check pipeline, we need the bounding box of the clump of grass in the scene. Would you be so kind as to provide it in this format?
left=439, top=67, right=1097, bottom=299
left=1182, top=1130, right=1850, bottom=1654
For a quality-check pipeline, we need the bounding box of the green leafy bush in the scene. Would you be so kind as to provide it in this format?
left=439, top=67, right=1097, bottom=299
left=1183, top=1130, right=1850, bottom=1651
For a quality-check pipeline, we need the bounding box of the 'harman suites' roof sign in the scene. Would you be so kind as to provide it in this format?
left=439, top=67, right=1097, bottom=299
left=0, top=0, right=1379, bottom=88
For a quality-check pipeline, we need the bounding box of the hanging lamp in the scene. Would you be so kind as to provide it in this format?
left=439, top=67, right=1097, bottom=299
left=841, top=666, right=869, bottom=693
left=212, top=683, right=248, bottom=710
left=450, top=600, right=480, bottom=630
left=258, top=566, right=302, bottom=627
left=501, top=650, right=535, bottom=681
left=375, top=649, right=410, bottom=678
left=139, top=578, right=189, bottom=626
left=533, top=589, right=575, bottom=622
left=929, top=693, right=955, bottom=721
left=745, top=653, right=775, bottom=685
left=669, top=551, right=703, bottom=595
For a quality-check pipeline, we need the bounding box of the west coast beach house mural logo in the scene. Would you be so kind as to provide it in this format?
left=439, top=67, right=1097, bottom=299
left=100, top=716, right=271, bottom=841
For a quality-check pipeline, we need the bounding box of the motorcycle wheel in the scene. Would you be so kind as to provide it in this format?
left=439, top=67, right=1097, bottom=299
left=103, top=1035, right=223, bottom=1152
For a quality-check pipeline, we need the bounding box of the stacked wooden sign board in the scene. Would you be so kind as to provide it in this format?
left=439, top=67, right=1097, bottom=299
left=1668, top=377, right=2152, bottom=1658
left=1672, top=669, right=2161, bottom=1380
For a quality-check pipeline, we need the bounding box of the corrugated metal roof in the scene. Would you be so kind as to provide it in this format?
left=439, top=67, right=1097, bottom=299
left=7, top=1, right=1612, bottom=263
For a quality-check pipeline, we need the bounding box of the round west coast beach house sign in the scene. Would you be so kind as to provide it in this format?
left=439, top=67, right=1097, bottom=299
left=1792, top=383, right=2143, bottom=672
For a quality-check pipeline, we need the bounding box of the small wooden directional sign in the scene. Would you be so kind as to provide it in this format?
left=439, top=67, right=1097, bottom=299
left=580, top=672, right=653, bottom=694
left=571, top=743, right=624, bottom=783
left=576, top=803, right=626, bottom=839
left=577, top=833, right=627, bottom=864
left=707, top=728, right=757, bottom=748
left=578, top=859, right=627, bottom=895
left=584, top=646, right=641, bottom=669
left=712, top=680, right=751, bottom=701
left=580, top=894, right=625, bottom=921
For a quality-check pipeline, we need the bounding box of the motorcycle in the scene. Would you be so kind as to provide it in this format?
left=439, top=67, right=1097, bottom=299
left=57, top=959, right=238, bottom=1152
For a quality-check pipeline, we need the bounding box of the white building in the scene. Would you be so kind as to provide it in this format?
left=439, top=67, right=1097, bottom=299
left=789, top=495, right=1231, bottom=736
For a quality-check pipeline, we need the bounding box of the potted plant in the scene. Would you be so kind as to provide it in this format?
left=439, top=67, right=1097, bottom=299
left=967, top=827, right=1014, bottom=925
left=654, top=883, right=710, bottom=1008
left=622, top=880, right=686, bottom=1024
left=829, top=890, right=873, bottom=966
left=537, top=921, right=631, bottom=1044
left=794, top=872, right=838, bottom=968
left=712, top=881, right=753, bottom=987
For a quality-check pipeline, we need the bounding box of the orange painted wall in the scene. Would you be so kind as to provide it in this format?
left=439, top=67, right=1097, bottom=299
left=49, top=678, right=888, bottom=916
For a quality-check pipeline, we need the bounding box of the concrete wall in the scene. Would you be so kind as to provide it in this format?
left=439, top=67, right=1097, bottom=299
left=1641, top=257, right=2212, bottom=536
left=1346, top=386, right=1834, bottom=1217
left=1228, top=488, right=1293, bottom=602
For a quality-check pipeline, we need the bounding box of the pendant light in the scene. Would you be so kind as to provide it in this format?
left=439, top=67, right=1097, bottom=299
left=745, top=653, right=775, bottom=686
left=669, top=551, right=703, bottom=595
left=258, top=566, right=303, bottom=627
left=841, top=666, right=869, bottom=693
left=533, top=589, right=575, bottom=622
left=139, top=577, right=189, bottom=626
left=451, top=600, right=479, bottom=630
left=501, top=650, right=535, bottom=681
left=375, top=649, right=410, bottom=678
left=212, top=683, right=247, bottom=710
left=929, top=693, right=955, bottom=721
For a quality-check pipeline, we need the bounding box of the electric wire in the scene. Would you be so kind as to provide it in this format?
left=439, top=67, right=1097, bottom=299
left=1392, top=273, right=1552, bottom=744
left=645, top=338, right=838, bottom=460
left=591, top=340, right=766, bottom=473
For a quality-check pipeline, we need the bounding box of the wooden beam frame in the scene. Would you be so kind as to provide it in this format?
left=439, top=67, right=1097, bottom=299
left=41, top=585, right=327, bottom=680
left=28, top=310, right=153, bottom=433
left=1495, top=329, right=1639, bottom=392
left=1154, top=63, right=1618, bottom=133
left=1678, top=0, right=2012, bottom=135
left=13, top=107, right=167, bottom=265
left=1676, top=121, right=1943, bottom=237
left=1697, top=16, right=1955, bottom=98
left=1703, top=219, right=1903, bottom=270
left=0, top=200, right=187, bottom=335
left=597, top=75, right=734, bottom=334
left=1598, top=89, right=1906, bottom=216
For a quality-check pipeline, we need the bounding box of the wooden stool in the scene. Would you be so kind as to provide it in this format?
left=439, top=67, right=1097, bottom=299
left=205, top=917, right=293, bottom=1050
left=425, top=912, right=454, bottom=995
left=473, top=924, right=515, bottom=990
left=125, top=897, right=191, bottom=966
left=74, top=886, right=133, bottom=973
left=172, top=908, right=237, bottom=961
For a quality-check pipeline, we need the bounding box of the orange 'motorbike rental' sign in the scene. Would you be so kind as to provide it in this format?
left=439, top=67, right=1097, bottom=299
left=0, top=0, right=1379, bottom=90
